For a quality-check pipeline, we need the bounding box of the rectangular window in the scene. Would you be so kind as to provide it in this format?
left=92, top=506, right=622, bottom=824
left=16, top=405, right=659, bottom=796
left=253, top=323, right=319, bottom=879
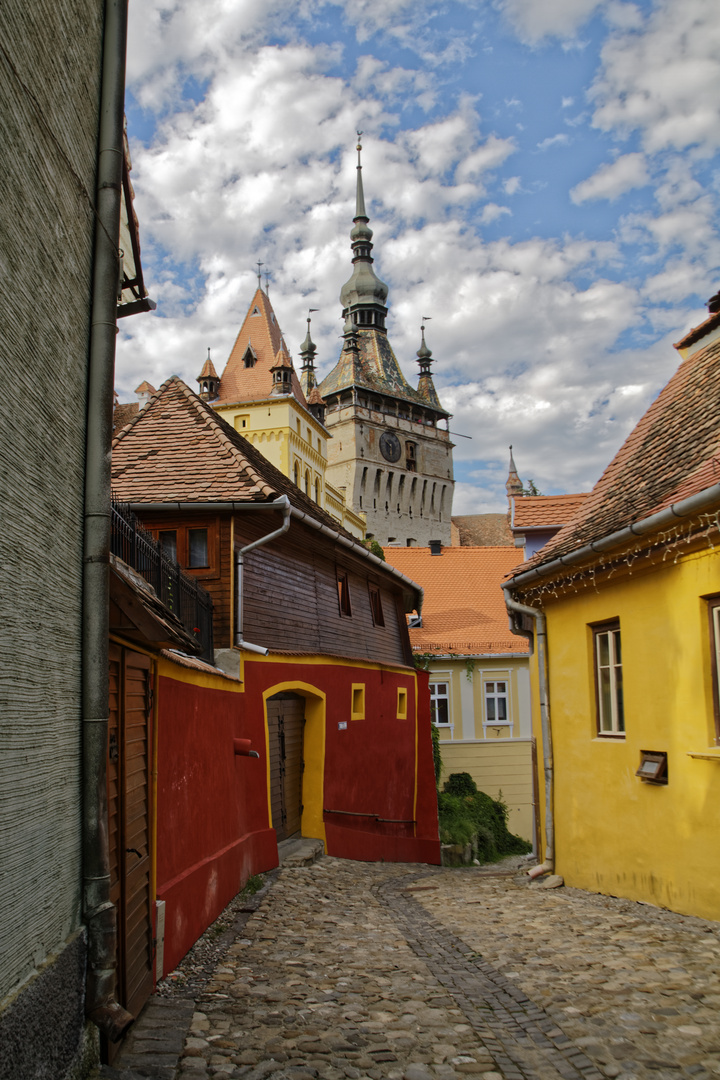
left=351, top=684, right=365, bottom=720
left=709, top=598, right=720, bottom=744
left=430, top=682, right=450, bottom=726
left=337, top=569, right=352, bottom=616
left=485, top=681, right=508, bottom=724
left=397, top=687, right=408, bottom=719
left=369, top=585, right=385, bottom=627
left=188, top=528, right=209, bottom=568
left=159, top=530, right=177, bottom=562
left=594, top=620, right=625, bottom=735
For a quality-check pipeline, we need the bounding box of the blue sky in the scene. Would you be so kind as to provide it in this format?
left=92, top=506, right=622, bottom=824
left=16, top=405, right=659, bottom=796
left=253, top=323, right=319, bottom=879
left=118, top=0, right=720, bottom=512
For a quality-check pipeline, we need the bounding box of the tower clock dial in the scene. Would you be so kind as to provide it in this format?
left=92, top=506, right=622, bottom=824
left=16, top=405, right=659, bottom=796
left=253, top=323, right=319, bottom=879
left=379, top=431, right=401, bottom=463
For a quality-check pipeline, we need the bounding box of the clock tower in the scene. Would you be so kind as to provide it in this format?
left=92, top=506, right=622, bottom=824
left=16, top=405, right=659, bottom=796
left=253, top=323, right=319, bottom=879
left=319, top=139, right=454, bottom=547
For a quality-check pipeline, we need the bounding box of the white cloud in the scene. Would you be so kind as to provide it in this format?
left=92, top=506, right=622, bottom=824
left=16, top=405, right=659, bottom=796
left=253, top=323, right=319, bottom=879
left=570, top=151, right=649, bottom=203
left=537, top=133, right=570, bottom=151
left=496, top=0, right=604, bottom=43
left=561, top=96, right=575, bottom=108
left=589, top=0, right=720, bottom=154
left=503, top=176, right=522, bottom=195
left=479, top=203, right=512, bottom=224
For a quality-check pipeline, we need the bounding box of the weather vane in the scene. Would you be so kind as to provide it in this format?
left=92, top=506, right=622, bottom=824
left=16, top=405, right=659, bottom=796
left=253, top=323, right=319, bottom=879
left=255, top=260, right=264, bottom=287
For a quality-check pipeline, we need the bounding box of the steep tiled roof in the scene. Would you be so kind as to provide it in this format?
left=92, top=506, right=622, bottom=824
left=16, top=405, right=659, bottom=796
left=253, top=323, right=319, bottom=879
left=215, top=288, right=307, bottom=407
left=135, top=380, right=156, bottom=394
left=383, top=546, right=528, bottom=655
left=516, top=335, right=720, bottom=575
left=512, top=493, right=589, bottom=530
left=674, top=310, right=720, bottom=351
left=451, top=514, right=514, bottom=547
left=320, top=330, right=448, bottom=415
left=111, top=376, right=355, bottom=537
left=113, top=400, right=139, bottom=435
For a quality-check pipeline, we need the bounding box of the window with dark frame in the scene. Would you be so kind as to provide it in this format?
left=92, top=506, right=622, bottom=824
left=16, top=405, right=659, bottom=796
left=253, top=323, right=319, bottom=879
left=152, top=523, right=216, bottom=576
left=369, top=585, right=385, bottom=627
left=337, top=569, right=352, bottom=616
left=593, top=619, right=625, bottom=735
left=159, top=530, right=177, bottom=562
left=188, top=528, right=209, bottom=568
left=708, top=597, right=720, bottom=744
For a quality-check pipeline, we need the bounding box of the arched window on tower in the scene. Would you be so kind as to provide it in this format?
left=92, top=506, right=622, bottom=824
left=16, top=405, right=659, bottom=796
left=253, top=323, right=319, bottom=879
left=314, top=479, right=320, bottom=504
left=305, top=469, right=310, bottom=496
left=294, top=461, right=299, bottom=487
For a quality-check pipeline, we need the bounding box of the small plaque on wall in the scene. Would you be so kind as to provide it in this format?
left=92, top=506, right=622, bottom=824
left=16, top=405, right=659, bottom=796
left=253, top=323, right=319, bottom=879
left=338, top=721, right=348, bottom=730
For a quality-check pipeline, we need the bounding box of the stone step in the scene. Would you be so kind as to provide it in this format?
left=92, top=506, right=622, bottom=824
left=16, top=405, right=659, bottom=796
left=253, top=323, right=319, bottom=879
left=277, top=836, right=325, bottom=867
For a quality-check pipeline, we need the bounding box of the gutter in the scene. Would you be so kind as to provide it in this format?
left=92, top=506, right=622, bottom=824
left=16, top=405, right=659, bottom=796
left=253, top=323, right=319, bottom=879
left=125, top=500, right=424, bottom=614
left=233, top=497, right=291, bottom=655
left=82, top=0, right=133, bottom=1042
left=501, top=586, right=554, bottom=876
left=506, top=482, right=720, bottom=591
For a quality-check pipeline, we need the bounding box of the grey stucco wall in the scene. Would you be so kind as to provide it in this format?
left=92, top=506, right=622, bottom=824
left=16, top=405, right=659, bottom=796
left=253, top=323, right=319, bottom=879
left=0, top=0, right=103, bottom=1036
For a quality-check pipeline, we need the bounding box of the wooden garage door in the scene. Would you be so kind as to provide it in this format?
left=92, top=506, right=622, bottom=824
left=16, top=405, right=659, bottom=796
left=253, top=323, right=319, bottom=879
left=108, top=644, right=154, bottom=1031
left=267, top=693, right=305, bottom=841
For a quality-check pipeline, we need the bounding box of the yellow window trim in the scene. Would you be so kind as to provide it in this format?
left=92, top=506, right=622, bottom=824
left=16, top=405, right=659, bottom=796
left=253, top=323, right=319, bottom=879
left=397, top=687, right=408, bottom=719
left=351, top=683, right=365, bottom=720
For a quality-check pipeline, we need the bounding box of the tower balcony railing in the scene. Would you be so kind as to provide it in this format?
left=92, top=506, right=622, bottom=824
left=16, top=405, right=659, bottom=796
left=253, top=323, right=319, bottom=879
left=110, top=496, right=215, bottom=663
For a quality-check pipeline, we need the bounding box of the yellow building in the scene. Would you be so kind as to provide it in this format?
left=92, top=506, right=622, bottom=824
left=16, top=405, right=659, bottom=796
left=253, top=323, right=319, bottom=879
left=384, top=544, right=535, bottom=842
left=504, top=291, right=720, bottom=919
left=198, top=286, right=366, bottom=539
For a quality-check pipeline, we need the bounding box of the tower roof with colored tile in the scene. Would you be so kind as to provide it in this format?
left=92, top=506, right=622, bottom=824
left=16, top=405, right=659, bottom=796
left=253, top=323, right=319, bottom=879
left=512, top=493, right=589, bottom=530
left=382, top=546, right=528, bottom=655
left=215, top=288, right=307, bottom=407
left=112, top=376, right=347, bottom=532
left=514, top=331, right=720, bottom=577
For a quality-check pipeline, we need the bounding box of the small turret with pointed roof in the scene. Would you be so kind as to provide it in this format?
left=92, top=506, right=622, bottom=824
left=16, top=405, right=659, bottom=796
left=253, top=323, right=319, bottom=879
left=299, top=311, right=319, bottom=397
left=506, top=446, right=524, bottom=504
left=416, top=322, right=442, bottom=408
left=197, top=349, right=220, bottom=401
left=270, top=345, right=295, bottom=396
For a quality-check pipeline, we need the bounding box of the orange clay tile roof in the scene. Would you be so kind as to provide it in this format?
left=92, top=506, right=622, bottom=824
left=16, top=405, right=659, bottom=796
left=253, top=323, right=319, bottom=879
left=512, top=493, right=589, bottom=530
left=113, top=400, right=139, bottom=435
left=383, top=546, right=528, bottom=655
left=515, top=333, right=720, bottom=577
left=135, top=380, right=157, bottom=394
left=215, top=287, right=307, bottom=407
left=451, top=514, right=513, bottom=547
left=111, top=376, right=355, bottom=536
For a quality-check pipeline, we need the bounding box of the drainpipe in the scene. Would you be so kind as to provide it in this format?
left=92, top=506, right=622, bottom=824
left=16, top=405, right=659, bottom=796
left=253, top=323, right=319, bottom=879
left=502, top=586, right=554, bottom=877
left=235, top=496, right=291, bottom=655
left=82, top=0, right=133, bottom=1041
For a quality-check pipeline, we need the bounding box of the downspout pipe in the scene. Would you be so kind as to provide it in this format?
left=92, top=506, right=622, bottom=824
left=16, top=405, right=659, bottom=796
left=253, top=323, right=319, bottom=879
left=82, top=0, right=133, bottom=1042
left=502, top=586, right=554, bottom=878
left=234, top=496, right=291, bottom=655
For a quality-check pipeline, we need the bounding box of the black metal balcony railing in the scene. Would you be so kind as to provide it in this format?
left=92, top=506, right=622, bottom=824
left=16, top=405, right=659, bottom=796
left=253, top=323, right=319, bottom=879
left=111, top=497, right=215, bottom=662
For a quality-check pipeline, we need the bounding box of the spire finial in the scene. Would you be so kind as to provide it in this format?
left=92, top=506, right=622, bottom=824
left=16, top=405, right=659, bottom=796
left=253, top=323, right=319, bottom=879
left=355, top=131, right=367, bottom=220
left=506, top=445, right=523, bottom=500
left=265, top=269, right=270, bottom=295
left=256, top=260, right=264, bottom=288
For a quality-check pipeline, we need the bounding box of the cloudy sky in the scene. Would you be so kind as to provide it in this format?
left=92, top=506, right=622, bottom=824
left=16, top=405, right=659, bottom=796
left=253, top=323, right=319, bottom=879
left=119, top=0, right=720, bottom=513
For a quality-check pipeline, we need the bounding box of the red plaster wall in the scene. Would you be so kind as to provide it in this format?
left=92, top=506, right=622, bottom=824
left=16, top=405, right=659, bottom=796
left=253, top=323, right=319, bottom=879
left=156, top=676, right=277, bottom=975
left=243, top=659, right=440, bottom=865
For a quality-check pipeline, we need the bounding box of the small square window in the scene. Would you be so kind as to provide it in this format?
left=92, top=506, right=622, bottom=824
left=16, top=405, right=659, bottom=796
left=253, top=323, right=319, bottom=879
left=635, top=751, right=668, bottom=784
left=397, top=687, right=408, bottom=719
left=351, top=684, right=365, bottom=720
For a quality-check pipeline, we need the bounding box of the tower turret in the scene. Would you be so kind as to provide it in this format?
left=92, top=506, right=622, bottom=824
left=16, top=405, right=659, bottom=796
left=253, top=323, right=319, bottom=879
left=197, top=349, right=220, bottom=401
left=506, top=446, right=524, bottom=502
left=416, top=323, right=442, bottom=409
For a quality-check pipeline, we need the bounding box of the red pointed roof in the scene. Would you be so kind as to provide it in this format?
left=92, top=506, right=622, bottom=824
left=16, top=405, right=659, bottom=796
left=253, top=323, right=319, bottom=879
left=198, top=354, right=218, bottom=380
left=215, top=288, right=307, bottom=407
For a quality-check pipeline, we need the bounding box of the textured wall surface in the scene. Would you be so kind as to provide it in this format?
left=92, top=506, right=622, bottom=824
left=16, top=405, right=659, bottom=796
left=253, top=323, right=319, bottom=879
left=0, top=0, right=102, bottom=1008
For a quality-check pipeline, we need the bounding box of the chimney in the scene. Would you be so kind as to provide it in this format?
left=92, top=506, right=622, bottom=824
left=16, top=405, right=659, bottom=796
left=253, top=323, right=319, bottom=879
left=429, top=539, right=442, bottom=556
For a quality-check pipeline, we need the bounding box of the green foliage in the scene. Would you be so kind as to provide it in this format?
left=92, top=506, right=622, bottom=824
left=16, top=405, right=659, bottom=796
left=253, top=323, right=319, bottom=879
left=431, top=722, right=442, bottom=789
left=521, top=479, right=542, bottom=496
left=241, top=874, right=264, bottom=896
left=438, top=774, right=532, bottom=862
left=413, top=652, right=434, bottom=671
left=363, top=538, right=386, bottom=561
left=465, top=659, right=475, bottom=681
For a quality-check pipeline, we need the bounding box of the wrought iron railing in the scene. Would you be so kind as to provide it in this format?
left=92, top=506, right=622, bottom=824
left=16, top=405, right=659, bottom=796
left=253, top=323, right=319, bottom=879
left=111, top=497, right=214, bottom=662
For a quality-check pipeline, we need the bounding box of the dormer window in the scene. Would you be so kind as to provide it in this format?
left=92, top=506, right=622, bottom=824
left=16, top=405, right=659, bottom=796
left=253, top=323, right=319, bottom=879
left=243, top=348, right=256, bottom=369
left=251, top=306, right=260, bottom=316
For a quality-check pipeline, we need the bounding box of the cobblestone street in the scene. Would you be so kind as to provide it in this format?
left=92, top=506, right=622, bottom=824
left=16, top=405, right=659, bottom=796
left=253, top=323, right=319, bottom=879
left=107, top=858, right=720, bottom=1080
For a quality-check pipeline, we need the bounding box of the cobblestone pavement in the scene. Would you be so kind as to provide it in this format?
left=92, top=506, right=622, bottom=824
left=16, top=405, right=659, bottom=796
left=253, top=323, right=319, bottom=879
left=103, top=857, right=720, bottom=1080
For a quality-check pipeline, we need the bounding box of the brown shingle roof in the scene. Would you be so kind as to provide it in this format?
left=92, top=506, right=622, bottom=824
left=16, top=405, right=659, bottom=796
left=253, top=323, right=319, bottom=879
left=516, top=334, right=720, bottom=575
left=215, top=288, right=307, bottom=407
left=673, top=310, right=720, bottom=351
left=111, top=376, right=355, bottom=537
left=113, top=401, right=139, bottom=435
left=512, top=493, right=589, bottom=530
left=451, top=514, right=514, bottom=547
left=383, top=546, right=528, bottom=655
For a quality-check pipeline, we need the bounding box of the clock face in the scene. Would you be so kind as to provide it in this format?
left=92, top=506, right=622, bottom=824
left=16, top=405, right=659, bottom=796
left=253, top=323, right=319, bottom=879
left=379, top=431, right=402, bottom=463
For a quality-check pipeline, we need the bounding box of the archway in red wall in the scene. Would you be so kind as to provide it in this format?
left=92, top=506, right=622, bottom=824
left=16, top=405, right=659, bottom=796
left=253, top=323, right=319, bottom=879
left=262, top=683, right=326, bottom=848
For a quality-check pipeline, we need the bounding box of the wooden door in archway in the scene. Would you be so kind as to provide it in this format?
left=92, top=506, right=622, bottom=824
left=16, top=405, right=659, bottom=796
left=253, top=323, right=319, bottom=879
left=266, top=693, right=305, bottom=841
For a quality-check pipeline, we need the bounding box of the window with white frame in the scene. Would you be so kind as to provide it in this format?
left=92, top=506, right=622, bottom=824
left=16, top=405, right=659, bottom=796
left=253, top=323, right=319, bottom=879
left=430, top=682, right=450, bottom=726
left=484, top=680, right=509, bottom=726
left=593, top=620, right=625, bottom=736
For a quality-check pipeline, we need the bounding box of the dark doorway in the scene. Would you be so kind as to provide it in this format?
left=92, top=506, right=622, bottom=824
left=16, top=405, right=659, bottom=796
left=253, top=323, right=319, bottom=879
left=107, top=644, right=154, bottom=1059
left=266, top=693, right=305, bottom=841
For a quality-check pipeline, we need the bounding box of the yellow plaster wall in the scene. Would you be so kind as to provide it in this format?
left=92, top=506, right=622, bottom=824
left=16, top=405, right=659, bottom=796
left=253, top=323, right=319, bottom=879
left=533, top=547, right=720, bottom=920
left=439, top=739, right=535, bottom=842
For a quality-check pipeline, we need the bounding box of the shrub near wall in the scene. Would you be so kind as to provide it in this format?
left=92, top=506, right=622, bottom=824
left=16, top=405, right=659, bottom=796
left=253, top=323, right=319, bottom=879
left=438, top=773, right=532, bottom=865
